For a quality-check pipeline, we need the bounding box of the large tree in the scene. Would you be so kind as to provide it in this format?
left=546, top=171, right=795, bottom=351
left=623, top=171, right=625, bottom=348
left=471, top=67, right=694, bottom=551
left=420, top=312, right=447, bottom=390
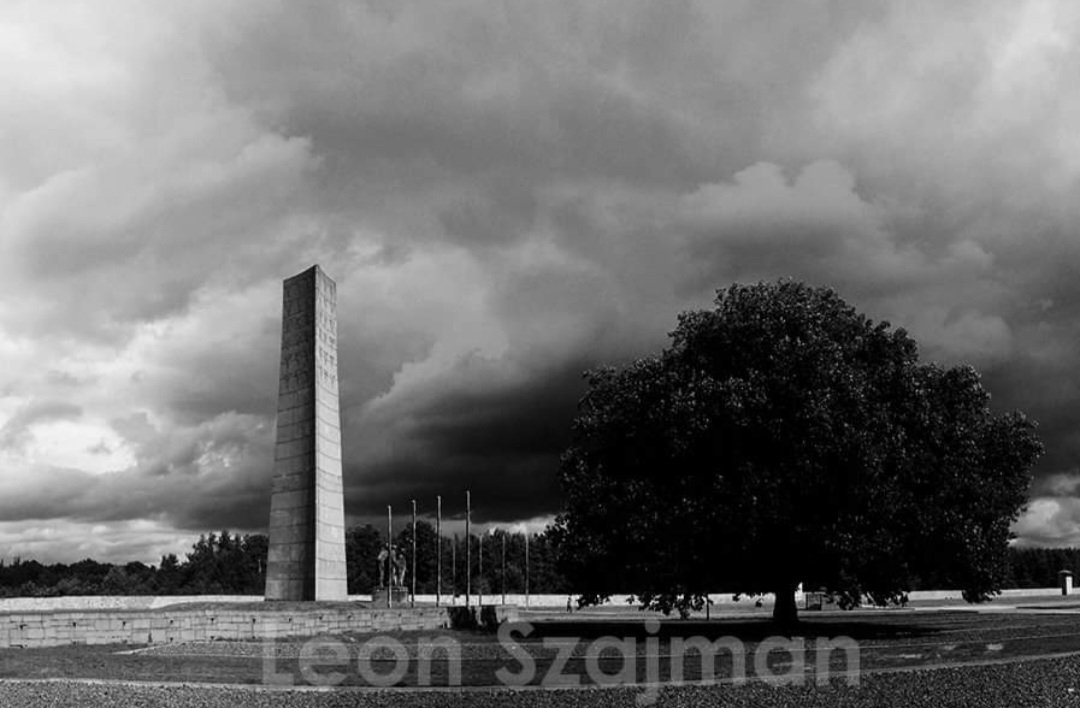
left=555, top=281, right=1042, bottom=624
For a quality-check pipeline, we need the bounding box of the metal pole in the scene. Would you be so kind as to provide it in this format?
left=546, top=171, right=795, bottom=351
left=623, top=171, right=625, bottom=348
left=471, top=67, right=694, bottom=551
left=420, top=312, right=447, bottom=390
left=465, top=490, right=471, bottom=608
left=451, top=535, right=457, bottom=605
left=525, top=532, right=530, bottom=609
left=436, top=495, right=442, bottom=608
left=501, top=531, right=506, bottom=606
left=478, top=532, right=483, bottom=607
left=411, top=499, right=417, bottom=608
left=387, top=505, right=393, bottom=610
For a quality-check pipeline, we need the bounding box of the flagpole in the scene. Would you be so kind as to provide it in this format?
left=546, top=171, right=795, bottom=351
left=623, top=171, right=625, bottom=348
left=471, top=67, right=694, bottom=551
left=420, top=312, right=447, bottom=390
left=436, top=495, right=442, bottom=607
left=387, top=505, right=393, bottom=610
left=411, top=499, right=417, bottom=608
left=465, top=490, right=471, bottom=609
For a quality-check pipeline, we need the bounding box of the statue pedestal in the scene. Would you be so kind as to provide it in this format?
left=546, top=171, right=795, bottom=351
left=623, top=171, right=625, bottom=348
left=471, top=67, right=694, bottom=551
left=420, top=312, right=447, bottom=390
left=371, top=586, right=408, bottom=608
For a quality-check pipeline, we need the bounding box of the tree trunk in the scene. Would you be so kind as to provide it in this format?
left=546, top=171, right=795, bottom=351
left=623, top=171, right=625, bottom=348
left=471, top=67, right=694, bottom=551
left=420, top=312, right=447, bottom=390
left=772, top=583, right=799, bottom=628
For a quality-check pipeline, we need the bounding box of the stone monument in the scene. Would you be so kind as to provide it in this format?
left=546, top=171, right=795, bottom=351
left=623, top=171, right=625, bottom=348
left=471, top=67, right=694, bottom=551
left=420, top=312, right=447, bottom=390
left=265, top=265, right=348, bottom=601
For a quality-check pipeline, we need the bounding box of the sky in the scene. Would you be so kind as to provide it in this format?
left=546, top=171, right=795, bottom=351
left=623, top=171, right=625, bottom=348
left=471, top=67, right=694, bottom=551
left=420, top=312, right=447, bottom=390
left=2, top=0, right=1080, bottom=563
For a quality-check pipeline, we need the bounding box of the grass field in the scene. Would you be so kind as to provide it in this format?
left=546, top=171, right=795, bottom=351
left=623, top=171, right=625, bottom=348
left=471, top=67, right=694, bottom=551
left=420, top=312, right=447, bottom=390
left=4, top=608, right=1080, bottom=706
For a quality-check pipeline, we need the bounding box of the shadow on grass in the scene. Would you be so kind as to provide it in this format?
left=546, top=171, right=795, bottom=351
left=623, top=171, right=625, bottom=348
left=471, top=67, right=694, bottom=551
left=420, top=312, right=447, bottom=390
left=523, top=617, right=942, bottom=642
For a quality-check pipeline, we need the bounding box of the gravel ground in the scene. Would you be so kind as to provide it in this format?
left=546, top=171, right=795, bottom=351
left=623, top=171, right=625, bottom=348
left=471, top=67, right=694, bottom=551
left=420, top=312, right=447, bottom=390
left=4, top=654, right=1080, bottom=707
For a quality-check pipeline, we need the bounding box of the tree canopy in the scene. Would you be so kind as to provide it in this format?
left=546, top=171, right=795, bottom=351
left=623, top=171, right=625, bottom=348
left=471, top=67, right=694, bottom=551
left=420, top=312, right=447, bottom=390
left=554, top=281, right=1043, bottom=623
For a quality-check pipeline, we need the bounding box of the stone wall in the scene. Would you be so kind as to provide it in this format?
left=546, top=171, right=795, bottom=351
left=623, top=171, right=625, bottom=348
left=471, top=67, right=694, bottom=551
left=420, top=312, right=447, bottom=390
left=0, top=595, right=262, bottom=613
left=0, top=607, right=446, bottom=649
left=0, top=604, right=521, bottom=649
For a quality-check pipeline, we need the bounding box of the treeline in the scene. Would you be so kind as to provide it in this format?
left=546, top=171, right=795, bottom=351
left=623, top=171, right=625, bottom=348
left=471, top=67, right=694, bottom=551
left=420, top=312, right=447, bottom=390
left=0, top=522, right=568, bottom=597
left=888, top=546, right=1080, bottom=592
left=1003, top=546, right=1080, bottom=589
left=0, top=532, right=268, bottom=597
left=903, top=547, right=1080, bottom=591
left=9, top=530, right=1072, bottom=598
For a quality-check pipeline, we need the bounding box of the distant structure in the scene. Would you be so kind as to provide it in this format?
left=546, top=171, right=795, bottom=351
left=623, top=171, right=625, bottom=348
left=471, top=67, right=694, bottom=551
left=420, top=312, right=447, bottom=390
left=265, top=265, right=348, bottom=601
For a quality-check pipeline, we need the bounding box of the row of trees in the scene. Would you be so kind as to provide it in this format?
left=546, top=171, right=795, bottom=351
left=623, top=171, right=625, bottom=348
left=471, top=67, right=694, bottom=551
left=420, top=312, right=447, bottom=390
left=0, top=532, right=267, bottom=598
left=0, top=524, right=568, bottom=597
left=1, top=536, right=1070, bottom=599
left=1004, top=547, right=1080, bottom=589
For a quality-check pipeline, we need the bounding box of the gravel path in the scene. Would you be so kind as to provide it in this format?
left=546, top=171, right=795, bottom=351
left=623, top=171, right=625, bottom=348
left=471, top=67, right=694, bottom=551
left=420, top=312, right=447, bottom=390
left=5, top=654, right=1080, bottom=708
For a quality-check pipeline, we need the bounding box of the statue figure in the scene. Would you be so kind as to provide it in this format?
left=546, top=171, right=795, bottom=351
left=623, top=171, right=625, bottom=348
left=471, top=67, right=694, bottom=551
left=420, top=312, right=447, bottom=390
left=377, top=546, right=407, bottom=588
left=392, top=549, right=407, bottom=587
left=376, top=547, right=390, bottom=588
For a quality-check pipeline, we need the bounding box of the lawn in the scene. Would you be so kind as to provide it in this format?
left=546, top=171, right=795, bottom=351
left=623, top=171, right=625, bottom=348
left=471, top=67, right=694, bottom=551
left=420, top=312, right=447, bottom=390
left=3, top=610, right=1080, bottom=706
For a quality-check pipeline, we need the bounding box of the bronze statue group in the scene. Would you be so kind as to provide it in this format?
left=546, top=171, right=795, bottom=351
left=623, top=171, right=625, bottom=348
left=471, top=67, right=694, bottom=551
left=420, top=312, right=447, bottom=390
left=376, top=545, right=407, bottom=588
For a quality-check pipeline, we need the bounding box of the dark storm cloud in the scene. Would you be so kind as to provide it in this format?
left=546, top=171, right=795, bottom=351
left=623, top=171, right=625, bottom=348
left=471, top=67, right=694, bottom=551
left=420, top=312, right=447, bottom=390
left=342, top=354, right=591, bottom=521
left=200, top=1, right=726, bottom=186
left=5, top=0, right=1080, bottom=561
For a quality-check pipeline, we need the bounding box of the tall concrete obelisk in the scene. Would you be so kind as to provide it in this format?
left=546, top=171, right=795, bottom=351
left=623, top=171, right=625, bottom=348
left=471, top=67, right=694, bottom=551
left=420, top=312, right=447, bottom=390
left=265, top=265, right=348, bottom=601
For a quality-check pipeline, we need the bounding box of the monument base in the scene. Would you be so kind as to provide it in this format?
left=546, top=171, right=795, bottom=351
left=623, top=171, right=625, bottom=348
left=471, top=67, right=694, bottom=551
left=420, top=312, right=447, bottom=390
left=371, top=586, right=408, bottom=608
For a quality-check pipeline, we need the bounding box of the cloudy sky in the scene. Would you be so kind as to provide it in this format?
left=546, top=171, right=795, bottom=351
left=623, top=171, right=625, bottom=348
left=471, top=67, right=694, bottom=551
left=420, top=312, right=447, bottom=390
left=3, top=0, right=1080, bottom=563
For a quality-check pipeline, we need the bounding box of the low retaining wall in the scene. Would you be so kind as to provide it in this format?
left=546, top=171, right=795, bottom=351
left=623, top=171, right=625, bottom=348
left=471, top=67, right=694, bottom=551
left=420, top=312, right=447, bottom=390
left=905, top=588, right=1060, bottom=602
left=0, top=588, right=1061, bottom=616
left=0, top=595, right=267, bottom=613
left=0, top=605, right=519, bottom=649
